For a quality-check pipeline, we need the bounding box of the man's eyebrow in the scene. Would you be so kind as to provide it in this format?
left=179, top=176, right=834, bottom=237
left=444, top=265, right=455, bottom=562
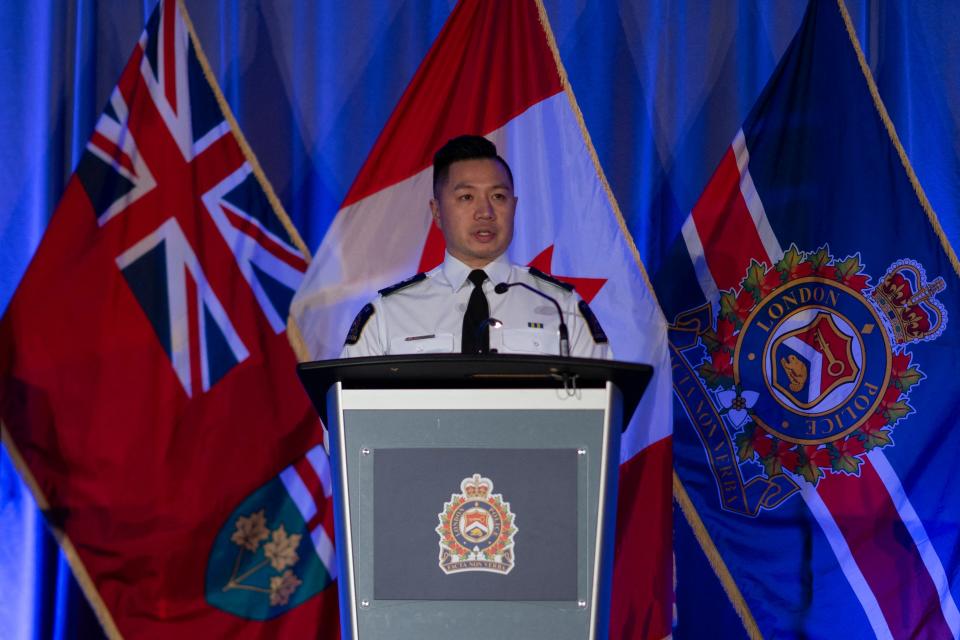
left=451, top=181, right=511, bottom=190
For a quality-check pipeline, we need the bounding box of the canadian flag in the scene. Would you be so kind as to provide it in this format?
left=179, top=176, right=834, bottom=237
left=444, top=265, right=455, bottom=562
left=290, top=1, right=673, bottom=636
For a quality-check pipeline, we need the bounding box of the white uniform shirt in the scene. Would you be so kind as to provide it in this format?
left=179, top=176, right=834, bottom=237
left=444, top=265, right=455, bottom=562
left=341, top=252, right=610, bottom=359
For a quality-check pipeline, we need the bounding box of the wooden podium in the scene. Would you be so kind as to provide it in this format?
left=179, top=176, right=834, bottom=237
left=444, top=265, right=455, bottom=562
left=297, top=354, right=652, bottom=640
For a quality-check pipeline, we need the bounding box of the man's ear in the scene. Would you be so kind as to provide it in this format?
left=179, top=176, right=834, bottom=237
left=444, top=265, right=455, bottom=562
left=429, top=199, right=441, bottom=228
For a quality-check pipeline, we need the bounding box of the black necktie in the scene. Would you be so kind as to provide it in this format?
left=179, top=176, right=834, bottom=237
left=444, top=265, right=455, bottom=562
left=461, top=269, right=489, bottom=354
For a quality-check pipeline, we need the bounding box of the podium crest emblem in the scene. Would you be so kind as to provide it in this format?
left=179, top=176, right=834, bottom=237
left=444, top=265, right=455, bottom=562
left=437, top=473, right=517, bottom=575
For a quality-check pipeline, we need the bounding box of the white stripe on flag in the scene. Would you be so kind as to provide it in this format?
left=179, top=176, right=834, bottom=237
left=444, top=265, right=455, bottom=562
left=681, top=213, right=720, bottom=306
left=291, top=168, right=433, bottom=360
left=800, top=483, right=893, bottom=640
left=868, top=450, right=960, bottom=638
left=279, top=466, right=316, bottom=523
left=732, top=130, right=783, bottom=264
left=306, top=445, right=334, bottom=498
left=311, top=525, right=338, bottom=580
left=488, top=93, right=672, bottom=458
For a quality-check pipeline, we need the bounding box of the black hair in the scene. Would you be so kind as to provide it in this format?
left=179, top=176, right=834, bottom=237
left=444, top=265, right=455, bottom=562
left=432, top=135, right=514, bottom=197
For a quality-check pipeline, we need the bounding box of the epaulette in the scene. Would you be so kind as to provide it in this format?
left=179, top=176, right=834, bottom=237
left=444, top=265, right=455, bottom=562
left=578, top=300, right=608, bottom=344
left=378, top=272, right=427, bottom=297
left=528, top=267, right=574, bottom=292
left=345, top=303, right=375, bottom=345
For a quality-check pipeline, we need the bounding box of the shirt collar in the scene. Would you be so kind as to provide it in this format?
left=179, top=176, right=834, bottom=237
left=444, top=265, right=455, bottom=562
left=441, top=251, right=513, bottom=291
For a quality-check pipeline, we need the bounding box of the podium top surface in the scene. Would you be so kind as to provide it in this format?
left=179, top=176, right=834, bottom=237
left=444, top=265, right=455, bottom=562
left=296, top=354, right=653, bottom=430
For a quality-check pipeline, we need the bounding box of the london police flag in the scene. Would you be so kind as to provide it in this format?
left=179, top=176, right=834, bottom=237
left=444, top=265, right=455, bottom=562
left=659, top=0, right=960, bottom=637
left=290, top=1, right=673, bottom=637
left=0, top=1, right=338, bottom=636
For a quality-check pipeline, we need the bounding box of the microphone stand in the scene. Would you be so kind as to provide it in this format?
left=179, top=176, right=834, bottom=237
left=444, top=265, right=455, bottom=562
left=494, top=281, right=572, bottom=361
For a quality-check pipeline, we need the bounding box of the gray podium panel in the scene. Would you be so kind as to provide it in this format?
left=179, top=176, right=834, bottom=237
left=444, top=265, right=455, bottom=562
left=330, top=388, right=615, bottom=640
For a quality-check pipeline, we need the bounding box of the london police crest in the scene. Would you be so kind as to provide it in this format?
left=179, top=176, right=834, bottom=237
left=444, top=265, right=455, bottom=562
left=670, top=246, right=946, bottom=514
left=437, top=473, right=517, bottom=575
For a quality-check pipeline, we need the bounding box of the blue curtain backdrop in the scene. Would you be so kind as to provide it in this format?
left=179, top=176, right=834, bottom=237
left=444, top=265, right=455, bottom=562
left=2, top=1, right=958, bottom=637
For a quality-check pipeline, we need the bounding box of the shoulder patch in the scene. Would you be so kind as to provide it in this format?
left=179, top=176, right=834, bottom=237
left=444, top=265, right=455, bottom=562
left=528, top=267, right=574, bottom=292
left=345, top=303, right=375, bottom=345
left=378, top=272, right=426, bottom=297
left=578, top=300, right=608, bottom=344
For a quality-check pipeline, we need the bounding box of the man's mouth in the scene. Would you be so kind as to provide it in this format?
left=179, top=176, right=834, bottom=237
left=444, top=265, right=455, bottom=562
left=473, top=229, right=497, bottom=242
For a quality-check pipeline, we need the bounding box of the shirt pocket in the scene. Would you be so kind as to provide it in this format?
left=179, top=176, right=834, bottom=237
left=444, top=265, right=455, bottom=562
left=500, top=328, right=558, bottom=355
left=389, top=333, right=455, bottom=354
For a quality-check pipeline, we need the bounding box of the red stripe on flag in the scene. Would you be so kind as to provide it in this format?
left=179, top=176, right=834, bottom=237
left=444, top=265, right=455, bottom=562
left=611, top=436, right=673, bottom=640
left=163, top=0, right=177, bottom=113
left=417, top=222, right=446, bottom=273
left=222, top=207, right=307, bottom=271
left=341, top=0, right=561, bottom=207
left=691, top=148, right=770, bottom=289
left=185, top=268, right=201, bottom=395
left=818, top=464, right=953, bottom=638
left=89, top=131, right=136, bottom=177
left=294, top=457, right=326, bottom=531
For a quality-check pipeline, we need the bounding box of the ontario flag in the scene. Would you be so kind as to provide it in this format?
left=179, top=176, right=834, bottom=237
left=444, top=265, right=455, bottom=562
left=0, top=1, right=338, bottom=637
left=660, top=0, right=960, bottom=637
left=290, top=1, right=673, bottom=637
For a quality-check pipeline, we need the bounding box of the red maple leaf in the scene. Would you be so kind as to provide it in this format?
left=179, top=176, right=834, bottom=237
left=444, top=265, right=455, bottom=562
left=834, top=437, right=865, bottom=459
left=840, top=273, right=870, bottom=291
left=751, top=429, right=773, bottom=458
left=758, top=269, right=783, bottom=298
left=880, top=384, right=903, bottom=406
left=527, top=245, right=608, bottom=303
left=782, top=261, right=813, bottom=281
left=769, top=440, right=800, bottom=472
left=802, top=445, right=832, bottom=468
left=715, top=318, right=737, bottom=352
left=861, top=412, right=889, bottom=433
left=711, top=349, right=734, bottom=378
left=730, top=288, right=755, bottom=324
left=813, top=264, right=838, bottom=280
left=891, top=352, right=913, bottom=377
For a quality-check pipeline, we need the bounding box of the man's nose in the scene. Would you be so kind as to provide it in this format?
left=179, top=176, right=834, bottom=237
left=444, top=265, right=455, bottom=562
left=475, top=197, right=495, bottom=219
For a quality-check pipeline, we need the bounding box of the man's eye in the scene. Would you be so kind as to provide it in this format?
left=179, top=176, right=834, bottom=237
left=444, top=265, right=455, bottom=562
left=458, top=194, right=473, bottom=201
left=492, top=193, right=506, bottom=201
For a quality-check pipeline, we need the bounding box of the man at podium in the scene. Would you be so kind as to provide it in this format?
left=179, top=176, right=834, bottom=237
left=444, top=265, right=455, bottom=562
left=340, top=135, right=610, bottom=360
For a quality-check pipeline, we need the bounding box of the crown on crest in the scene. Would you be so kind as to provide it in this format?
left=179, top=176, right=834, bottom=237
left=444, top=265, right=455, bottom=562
left=461, top=474, right=492, bottom=499
left=871, top=259, right=947, bottom=344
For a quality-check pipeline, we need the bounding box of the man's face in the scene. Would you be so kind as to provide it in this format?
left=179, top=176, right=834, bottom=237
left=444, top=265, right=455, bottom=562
left=430, top=158, right=517, bottom=269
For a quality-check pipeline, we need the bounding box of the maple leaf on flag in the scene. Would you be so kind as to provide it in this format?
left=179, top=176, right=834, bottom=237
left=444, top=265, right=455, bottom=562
left=808, top=246, right=831, bottom=273
left=762, top=440, right=800, bottom=477
left=264, top=525, right=302, bottom=572
left=775, top=245, right=812, bottom=281
left=830, top=438, right=866, bottom=475
left=834, top=255, right=870, bottom=290
left=858, top=414, right=894, bottom=451
left=526, top=245, right=607, bottom=303
left=742, top=259, right=781, bottom=301
left=719, top=288, right=754, bottom=328
left=892, top=352, right=924, bottom=393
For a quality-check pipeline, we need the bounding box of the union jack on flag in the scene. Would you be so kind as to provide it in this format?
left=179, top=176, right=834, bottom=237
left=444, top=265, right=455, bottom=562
left=74, top=2, right=307, bottom=397
left=0, top=1, right=338, bottom=636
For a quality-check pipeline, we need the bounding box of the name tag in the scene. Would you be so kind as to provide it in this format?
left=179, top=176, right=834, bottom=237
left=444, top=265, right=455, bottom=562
left=390, top=333, right=455, bottom=354
left=500, top=328, right=558, bottom=355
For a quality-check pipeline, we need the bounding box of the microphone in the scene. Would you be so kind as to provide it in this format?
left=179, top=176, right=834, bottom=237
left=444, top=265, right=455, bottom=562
left=473, top=317, right=503, bottom=354
left=494, top=282, right=570, bottom=357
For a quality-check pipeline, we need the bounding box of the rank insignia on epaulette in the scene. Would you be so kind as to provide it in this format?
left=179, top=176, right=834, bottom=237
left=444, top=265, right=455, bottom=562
left=578, top=300, right=608, bottom=344
left=527, top=322, right=544, bottom=329
left=345, top=303, right=375, bottom=345
left=528, top=267, right=574, bottom=292
left=378, top=272, right=426, bottom=297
